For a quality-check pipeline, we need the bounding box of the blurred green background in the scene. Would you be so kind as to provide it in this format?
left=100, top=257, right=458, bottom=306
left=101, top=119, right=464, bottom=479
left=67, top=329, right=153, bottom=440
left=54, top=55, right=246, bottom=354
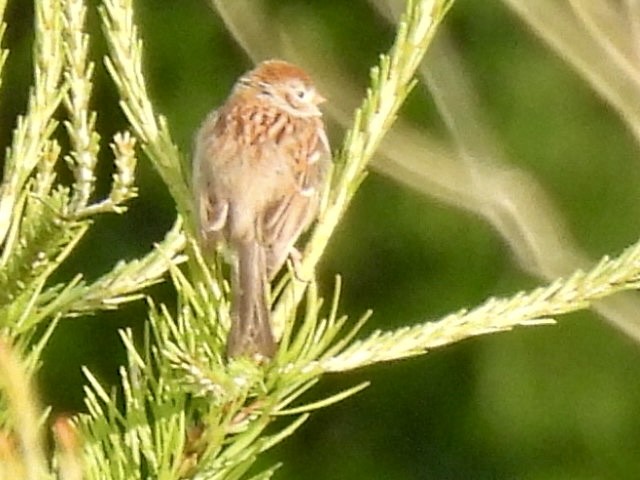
left=4, top=0, right=640, bottom=479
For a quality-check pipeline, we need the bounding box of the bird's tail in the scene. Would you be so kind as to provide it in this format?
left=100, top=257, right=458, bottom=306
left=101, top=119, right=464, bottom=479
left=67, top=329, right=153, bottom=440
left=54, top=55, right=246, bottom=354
left=226, top=239, right=276, bottom=359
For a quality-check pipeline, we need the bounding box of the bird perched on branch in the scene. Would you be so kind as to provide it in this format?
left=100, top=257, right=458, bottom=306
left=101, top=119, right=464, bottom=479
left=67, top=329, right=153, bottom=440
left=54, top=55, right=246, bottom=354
left=193, top=59, right=330, bottom=360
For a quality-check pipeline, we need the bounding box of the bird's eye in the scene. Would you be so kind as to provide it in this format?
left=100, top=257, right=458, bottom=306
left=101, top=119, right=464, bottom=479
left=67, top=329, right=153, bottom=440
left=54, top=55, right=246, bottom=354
left=296, top=89, right=306, bottom=99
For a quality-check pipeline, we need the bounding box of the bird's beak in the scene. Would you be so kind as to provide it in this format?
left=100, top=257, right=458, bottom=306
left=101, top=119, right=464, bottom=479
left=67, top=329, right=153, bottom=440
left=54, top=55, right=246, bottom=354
left=313, top=92, right=327, bottom=105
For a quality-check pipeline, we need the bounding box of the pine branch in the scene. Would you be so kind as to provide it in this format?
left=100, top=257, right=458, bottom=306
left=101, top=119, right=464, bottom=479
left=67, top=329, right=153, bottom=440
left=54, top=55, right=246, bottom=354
left=0, top=0, right=65, bottom=248
left=46, top=217, right=186, bottom=316
left=0, top=0, right=185, bottom=341
left=319, top=240, right=640, bottom=371
left=99, top=0, right=192, bottom=222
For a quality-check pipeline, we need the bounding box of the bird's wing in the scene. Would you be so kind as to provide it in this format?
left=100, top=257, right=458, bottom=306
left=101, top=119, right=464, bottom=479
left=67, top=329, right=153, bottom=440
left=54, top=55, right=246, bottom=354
left=261, top=124, right=331, bottom=278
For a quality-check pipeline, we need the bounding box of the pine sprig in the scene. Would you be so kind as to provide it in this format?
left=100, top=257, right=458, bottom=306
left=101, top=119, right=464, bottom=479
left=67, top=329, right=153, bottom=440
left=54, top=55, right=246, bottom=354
left=99, top=0, right=192, bottom=221
left=0, top=0, right=65, bottom=249
left=0, top=0, right=185, bottom=343
left=71, top=132, right=139, bottom=218
left=78, top=251, right=366, bottom=479
left=318, top=239, right=640, bottom=372
left=0, top=185, right=89, bottom=331
left=63, top=0, right=100, bottom=212
left=38, top=217, right=186, bottom=318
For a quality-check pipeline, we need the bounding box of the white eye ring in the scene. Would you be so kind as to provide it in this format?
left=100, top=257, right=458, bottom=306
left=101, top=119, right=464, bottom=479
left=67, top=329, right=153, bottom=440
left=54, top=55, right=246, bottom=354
left=295, top=88, right=308, bottom=100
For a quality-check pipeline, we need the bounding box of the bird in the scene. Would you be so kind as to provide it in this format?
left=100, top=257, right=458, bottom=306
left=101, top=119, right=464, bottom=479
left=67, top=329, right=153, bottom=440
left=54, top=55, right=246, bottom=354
left=192, top=59, right=330, bottom=360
